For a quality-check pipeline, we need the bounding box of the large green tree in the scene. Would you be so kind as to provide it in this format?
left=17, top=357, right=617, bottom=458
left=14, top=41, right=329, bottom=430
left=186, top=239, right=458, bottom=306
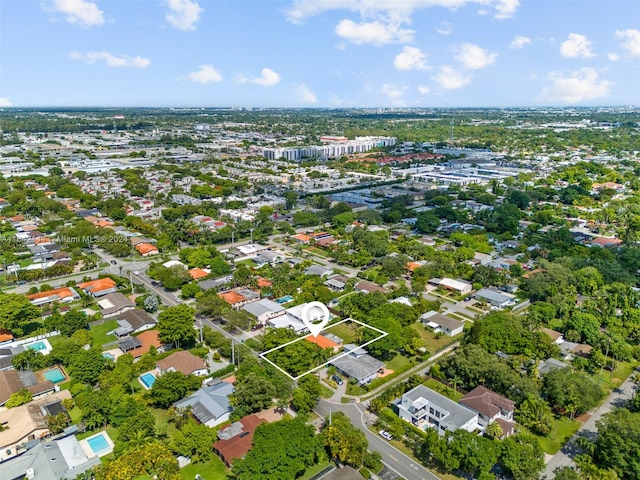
left=0, top=293, right=40, bottom=336
left=500, top=433, right=545, bottom=480
left=322, top=411, right=368, bottom=468
left=157, top=304, right=197, bottom=348
left=593, top=408, right=640, bottom=479
left=232, top=418, right=325, bottom=480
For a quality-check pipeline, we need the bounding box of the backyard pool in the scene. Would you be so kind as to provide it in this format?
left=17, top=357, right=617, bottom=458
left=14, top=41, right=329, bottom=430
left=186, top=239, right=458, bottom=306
left=139, top=372, right=156, bottom=389
left=26, top=341, right=47, bottom=351
left=44, top=367, right=65, bottom=383
left=102, top=352, right=115, bottom=361
left=276, top=295, right=294, bottom=304
left=86, top=432, right=112, bottom=456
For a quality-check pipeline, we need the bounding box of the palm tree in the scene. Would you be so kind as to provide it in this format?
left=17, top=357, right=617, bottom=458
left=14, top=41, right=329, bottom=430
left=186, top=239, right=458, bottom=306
left=275, top=398, right=289, bottom=415
left=517, top=395, right=553, bottom=436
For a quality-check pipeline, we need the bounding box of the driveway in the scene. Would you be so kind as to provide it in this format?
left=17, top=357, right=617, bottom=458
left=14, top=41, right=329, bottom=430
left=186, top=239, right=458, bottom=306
left=543, top=374, right=637, bottom=478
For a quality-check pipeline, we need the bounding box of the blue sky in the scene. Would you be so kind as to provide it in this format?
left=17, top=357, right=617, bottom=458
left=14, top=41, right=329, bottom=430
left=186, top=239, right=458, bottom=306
left=1, top=0, right=639, bottom=108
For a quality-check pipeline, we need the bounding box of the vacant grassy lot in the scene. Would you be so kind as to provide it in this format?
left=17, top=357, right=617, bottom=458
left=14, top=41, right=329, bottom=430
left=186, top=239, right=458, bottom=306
left=180, top=458, right=228, bottom=480
left=324, top=321, right=358, bottom=344
left=89, top=319, right=119, bottom=348
left=529, top=417, right=581, bottom=455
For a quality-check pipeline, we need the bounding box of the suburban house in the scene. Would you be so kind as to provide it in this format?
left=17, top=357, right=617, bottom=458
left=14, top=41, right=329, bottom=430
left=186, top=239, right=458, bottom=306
left=173, top=380, right=234, bottom=428
left=0, top=435, right=100, bottom=479
left=305, top=334, right=341, bottom=354
left=266, top=302, right=328, bottom=334
left=329, top=344, right=384, bottom=386
left=242, top=299, right=285, bottom=325
left=397, top=385, right=478, bottom=436
left=253, top=250, right=285, bottom=267
left=213, top=411, right=277, bottom=467
left=26, top=287, right=80, bottom=307
left=188, top=267, right=210, bottom=281
left=304, top=265, right=334, bottom=278
left=218, top=289, right=260, bottom=310
left=0, top=390, right=72, bottom=461
left=97, top=292, right=135, bottom=319
left=474, top=288, right=516, bottom=308
left=156, top=350, right=208, bottom=376
left=420, top=312, right=465, bottom=337
left=324, top=275, right=349, bottom=292
left=538, top=358, right=570, bottom=375
left=459, top=386, right=516, bottom=437
left=0, top=370, right=56, bottom=407
left=590, top=237, right=623, bottom=248
left=117, top=330, right=164, bottom=360
left=354, top=280, right=387, bottom=294
left=115, top=309, right=157, bottom=335
left=77, top=277, right=117, bottom=297
left=135, top=242, right=159, bottom=257
left=428, top=278, right=473, bottom=295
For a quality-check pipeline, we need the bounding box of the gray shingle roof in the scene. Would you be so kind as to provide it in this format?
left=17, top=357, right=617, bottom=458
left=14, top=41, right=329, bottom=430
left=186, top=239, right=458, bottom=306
left=174, top=381, right=234, bottom=425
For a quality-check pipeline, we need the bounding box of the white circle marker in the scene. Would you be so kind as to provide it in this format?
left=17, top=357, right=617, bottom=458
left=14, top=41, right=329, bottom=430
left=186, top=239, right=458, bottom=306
left=301, top=301, right=330, bottom=338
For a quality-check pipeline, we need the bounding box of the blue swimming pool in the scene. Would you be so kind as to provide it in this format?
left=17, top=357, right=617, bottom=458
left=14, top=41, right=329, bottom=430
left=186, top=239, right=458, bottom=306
left=87, top=433, right=110, bottom=455
left=276, top=295, right=294, bottom=304
left=102, top=352, right=115, bottom=361
left=140, top=372, right=156, bottom=389
left=27, top=341, right=47, bottom=351
left=44, top=368, right=65, bottom=383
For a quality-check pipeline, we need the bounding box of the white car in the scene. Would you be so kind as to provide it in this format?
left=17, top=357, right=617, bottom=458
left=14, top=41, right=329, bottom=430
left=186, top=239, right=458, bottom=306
left=133, top=270, right=140, bottom=276
left=379, top=430, right=393, bottom=441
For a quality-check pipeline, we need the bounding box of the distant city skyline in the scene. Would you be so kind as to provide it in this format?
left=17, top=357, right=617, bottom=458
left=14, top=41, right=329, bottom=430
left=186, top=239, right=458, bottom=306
left=1, top=0, right=639, bottom=108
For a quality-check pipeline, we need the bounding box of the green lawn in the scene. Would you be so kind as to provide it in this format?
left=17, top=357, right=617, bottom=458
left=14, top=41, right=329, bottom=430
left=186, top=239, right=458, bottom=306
left=346, top=383, right=367, bottom=396
left=324, top=322, right=358, bottom=344
left=299, top=461, right=334, bottom=480
left=367, top=354, right=417, bottom=391
left=180, top=457, right=228, bottom=480
left=423, top=378, right=464, bottom=402
left=69, top=406, right=82, bottom=424
left=320, top=384, right=334, bottom=399
left=304, top=246, right=328, bottom=257
left=89, top=319, right=119, bottom=348
left=410, top=323, right=462, bottom=353
left=592, top=360, right=639, bottom=391
left=531, top=417, right=581, bottom=455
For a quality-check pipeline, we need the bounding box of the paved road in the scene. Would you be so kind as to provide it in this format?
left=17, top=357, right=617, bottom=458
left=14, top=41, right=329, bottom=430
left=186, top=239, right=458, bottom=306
left=315, top=399, right=440, bottom=480
left=543, top=374, right=637, bottom=478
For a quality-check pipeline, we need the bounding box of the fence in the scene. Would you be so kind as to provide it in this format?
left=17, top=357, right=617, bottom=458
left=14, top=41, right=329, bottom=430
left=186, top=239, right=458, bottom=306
left=424, top=373, right=468, bottom=395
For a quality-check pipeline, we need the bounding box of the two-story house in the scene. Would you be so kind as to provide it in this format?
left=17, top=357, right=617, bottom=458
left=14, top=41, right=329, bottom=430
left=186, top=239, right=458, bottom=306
left=459, top=386, right=516, bottom=437
left=397, top=385, right=478, bottom=437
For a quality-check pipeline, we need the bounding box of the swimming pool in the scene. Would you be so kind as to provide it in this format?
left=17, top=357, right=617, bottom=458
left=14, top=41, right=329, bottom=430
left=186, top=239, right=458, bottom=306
left=276, top=295, right=294, bottom=304
left=102, top=352, right=115, bottom=361
left=86, top=432, right=111, bottom=455
left=26, top=341, right=47, bottom=351
left=139, top=372, right=156, bottom=389
left=44, top=368, right=65, bottom=383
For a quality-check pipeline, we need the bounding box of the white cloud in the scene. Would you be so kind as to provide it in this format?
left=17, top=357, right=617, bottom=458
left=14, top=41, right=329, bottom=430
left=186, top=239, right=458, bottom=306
left=0, top=98, right=13, bottom=107
left=285, top=0, right=521, bottom=24
left=418, top=85, right=431, bottom=94
left=494, top=0, right=519, bottom=20
left=510, top=35, right=531, bottom=49
left=540, top=68, right=612, bottom=104
left=435, top=21, right=452, bottom=36
left=381, top=83, right=408, bottom=105
left=251, top=68, right=281, bottom=87
left=616, top=29, right=640, bottom=57
left=187, top=65, right=223, bottom=84
left=455, top=43, right=497, bottom=70
left=165, top=0, right=203, bottom=31
left=335, top=19, right=413, bottom=45
left=70, top=51, right=151, bottom=68
left=432, top=65, right=472, bottom=90
left=48, top=0, right=104, bottom=27
left=394, top=46, right=428, bottom=71
left=294, top=83, right=318, bottom=103
left=560, top=33, right=595, bottom=58
left=608, top=52, right=620, bottom=62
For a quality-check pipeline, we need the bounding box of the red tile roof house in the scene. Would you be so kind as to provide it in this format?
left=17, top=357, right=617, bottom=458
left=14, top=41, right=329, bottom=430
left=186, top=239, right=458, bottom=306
left=213, top=414, right=266, bottom=468
left=77, top=278, right=118, bottom=297
left=459, top=386, right=516, bottom=438
left=156, top=350, right=208, bottom=377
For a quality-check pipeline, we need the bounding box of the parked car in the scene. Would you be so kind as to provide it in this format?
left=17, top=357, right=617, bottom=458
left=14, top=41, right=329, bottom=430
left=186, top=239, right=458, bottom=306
left=332, top=375, right=344, bottom=385
left=250, top=323, right=264, bottom=332
left=464, top=296, right=472, bottom=302
left=379, top=430, right=393, bottom=441
left=151, top=280, right=160, bottom=287
left=133, top=270, right=140, bottom=276
left=110, top=260, right=117, bottom=265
